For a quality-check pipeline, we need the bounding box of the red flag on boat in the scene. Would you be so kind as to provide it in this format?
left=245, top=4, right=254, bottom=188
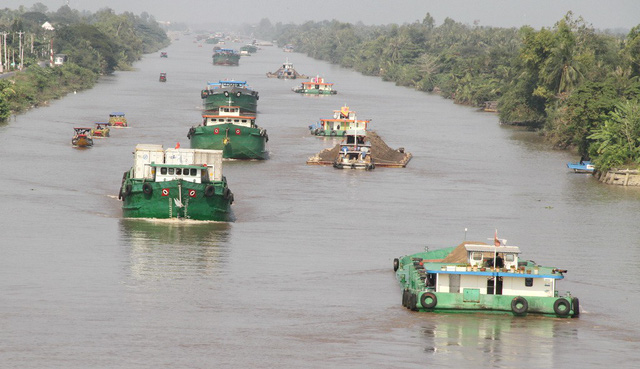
left=494, top=230, right=501, bottom=246
left=175, top=142, right=180, bottom=149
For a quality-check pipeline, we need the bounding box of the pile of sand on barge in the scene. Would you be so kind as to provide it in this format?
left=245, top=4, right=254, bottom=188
left=306, top=131, right=412, bottom=167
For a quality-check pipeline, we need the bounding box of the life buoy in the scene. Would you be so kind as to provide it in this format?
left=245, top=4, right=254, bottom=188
left=236, top=92, right=241, bottom=97
left=235, top=128, right=241, bottom=135
left=205, top=185, right=215, bottom=197
left=224, top=91, right=229, bottom=97
left=213, top=127, right=220, bottom=134
left=571, top=297, right=580, bottom=318
left=511, top=296, right=528, bottom=315
left=553, top=298, right=571, bottom=316
left=393, top=258, right=399, bottom=272
left=142, top=183, right=153, bottom=195
left=420, top=292, right=437, bottom=309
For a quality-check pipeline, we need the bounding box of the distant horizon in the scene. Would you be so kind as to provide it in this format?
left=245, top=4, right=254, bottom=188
left=4, top=0, right=639, bottom=32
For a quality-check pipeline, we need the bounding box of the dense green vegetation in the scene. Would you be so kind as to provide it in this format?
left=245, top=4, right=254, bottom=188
left=252, top=14, right=640, bottom=171
left=0, top=4, right=169, bottom=122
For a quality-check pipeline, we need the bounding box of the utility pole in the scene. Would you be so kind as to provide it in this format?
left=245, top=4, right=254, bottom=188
left=0, top=32, right=7, bottom=73
left=0, top=32, right=4, bottom=73
left=17, top=31, right=24, bottom=70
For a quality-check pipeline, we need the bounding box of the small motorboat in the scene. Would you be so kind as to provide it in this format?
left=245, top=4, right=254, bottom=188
left=72, top=127, right=94, bottom=147
left=90, top=122, right=110, bottom=137
left=567, top=159, right=594, bottom=173
left=159, top=73, right=167, bottom=82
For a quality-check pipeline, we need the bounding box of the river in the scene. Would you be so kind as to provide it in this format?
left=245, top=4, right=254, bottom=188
left=1, top=37, right=639, bottom=368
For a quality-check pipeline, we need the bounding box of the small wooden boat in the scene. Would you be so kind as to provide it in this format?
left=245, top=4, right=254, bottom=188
left=90, top=122, right=110, bottom=138
left=109, top=112, right=127, bottom=127
left=72, top=127, right=94, bottom=147
left=159, top=73, right=167, bottom=82
left=567, top=159, right=594, bottom=173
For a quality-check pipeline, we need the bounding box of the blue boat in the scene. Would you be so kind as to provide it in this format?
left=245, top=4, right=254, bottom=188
left=567, top=160, right=595, bottom=173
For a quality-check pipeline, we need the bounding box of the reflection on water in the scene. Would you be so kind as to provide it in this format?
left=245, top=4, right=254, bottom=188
left=119, top=219, right=231, bottom=280
left=419, top=313, right=575, bottom=367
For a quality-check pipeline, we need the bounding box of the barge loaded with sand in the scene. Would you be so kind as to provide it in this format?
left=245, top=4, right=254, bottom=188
left=393, top=233, right=579, bottom=317
left=306, top=131, right=411, bottom=168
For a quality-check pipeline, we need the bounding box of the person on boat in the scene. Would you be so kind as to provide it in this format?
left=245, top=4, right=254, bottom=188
left=495, top=254, right=504, bottom=268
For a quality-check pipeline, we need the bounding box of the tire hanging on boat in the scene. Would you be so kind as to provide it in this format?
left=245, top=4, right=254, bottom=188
left=511, top=296, right=528, bottom=315
left=393, top=258, right=399, bottom=272
left=142, top=183, right=153, bottom=195
left=224, top=91, right=229, bottom=97
left=420, top=292, right=437, bottom=309
left=553, top=298, right=571, bottom=316
left=122, top=184, right=132, bottom=198
left=205, top=185, right=216, bottom=197
left=571, top=297, right=580, bottom=318
left=236, top=92, right=241, bottom=97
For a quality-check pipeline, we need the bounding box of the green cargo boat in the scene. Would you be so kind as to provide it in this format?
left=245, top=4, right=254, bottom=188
left=212, top=48, right=240, bottom=66
left=394, top=233, right=579, bottom=317
left=119, top=144, right=233, bottom=221
left=201, top=80, right=258, bottom=114
left=292, top=75, right=337, bottom=95
left=187, top=105, right=268, bottom=160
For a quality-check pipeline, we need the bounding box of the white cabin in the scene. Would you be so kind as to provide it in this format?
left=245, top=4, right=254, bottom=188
left=132, top=144, right=223, bottom=182
left=202, top=106, right=256, bottom=128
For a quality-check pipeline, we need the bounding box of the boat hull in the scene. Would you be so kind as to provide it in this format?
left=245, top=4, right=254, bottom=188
left=120, top=178, right=232, bottom=221
left=293, top=88, right=337, bottom=95
left=202, top=89, right=258, bottom=113
left=213, top=54, right=240, bottom=66
left=72, top=136, right=93, bottom=147
left=189, top=123, right=268, bottom=160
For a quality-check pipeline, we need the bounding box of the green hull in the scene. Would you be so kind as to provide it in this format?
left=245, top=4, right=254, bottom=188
left=293, top=89, right=336, bottom=95
left=120, top=176, right=232, bottom=221
left=203, top=92, right=258, bottom=113
left=213, top=54, right=240, bottom=66
left=189, top=123, right=268, bottom=160
left=395, top=248, right=579, bottom=317
left=311, top=129, right=347, bottom=137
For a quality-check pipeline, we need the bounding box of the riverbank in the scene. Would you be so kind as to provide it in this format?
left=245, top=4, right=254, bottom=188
left=597, top=169, right=640, bottom=186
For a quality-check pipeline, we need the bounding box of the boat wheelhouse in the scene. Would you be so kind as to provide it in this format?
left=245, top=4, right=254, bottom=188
left=72, top=127, right=93, bottom=147
left=394, top=236, right=579, bottom=317
left=333, top=129, right=374, bottom=170
left=309, top=105, right=369, bottom=136
left=212, top=48, right=240, bottom=66
left=119, top=144, right=233, bottom=221
left=292, top=75, right=337, bottom=95
left=201, top=80, right=259, bottom=114
left=266, top=59, right=308, bottom=79
left=187, top=105, right=268, bottom=160
left=109, top=112, right=127, bottom=127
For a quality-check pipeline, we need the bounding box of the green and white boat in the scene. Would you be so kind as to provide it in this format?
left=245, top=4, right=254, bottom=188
left=212, top=48, right=240, bottom=66
left=201, top=80, right=258, bottom=114
left=309, top=105, right=370, bottom=137
left=187, top=105, right=268, bottom=160
left=119, top=144, right=233, bottom=221
left=292, top=75, right=337, bottom=95
left=394, top=233, right=579, bottom=317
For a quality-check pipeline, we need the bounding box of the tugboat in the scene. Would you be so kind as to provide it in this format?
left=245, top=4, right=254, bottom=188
left=333, top=130, right=374, bottom=170
left=108, top=112, right=128, bottom=127
left=293, top=75, right=337, bottom=95
left=71, top=127, right=94, bottom=147
left=119, top=144, right=233, bottom=221
left=159, top=73, right=167, bottom=82
left=393, top=232, right=580, bottom=317
left=309, top=105, right=369, bottom=136
left=567, top=158, right=595, bottom=173
left=212, top=48, right=240, bottom=66
left=90, top=122, right=110, bottom=138
left=266, top=59, right=308, bottom=79
left=187, top=104, right=268, bottom=160
left=201, top=80, right=258, bottom=114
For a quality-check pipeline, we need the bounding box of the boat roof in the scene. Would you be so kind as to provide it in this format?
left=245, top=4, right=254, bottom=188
left=464, top=244, right=521, bottom=254
left=203, top=114, right=256, bottom=119
left=150, top=163, right=210, bottom=169
left=209, top=80, right=248, bottom=86
left=345, top=129, right=367, bottom=136
left=110, top=112, right=125, bottom=116
left=216, top=48, right=236, bottom=52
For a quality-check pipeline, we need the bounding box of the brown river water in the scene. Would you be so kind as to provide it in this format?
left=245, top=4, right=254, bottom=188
left=1, top=38, right=639, bottom=368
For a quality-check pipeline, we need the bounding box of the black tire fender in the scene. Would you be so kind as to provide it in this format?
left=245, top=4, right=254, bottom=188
left=571, top=297, right=580, bottom=318
left=142, top=183, right=153, bottom=195
left=224, top=91, right=229, bottom=97
left=553, top=298, right=571, bottom=317
left=122, top=184, right=132, bottom=198
left=205, top=185, right=216, bottom=197
left=393, top=258, right=399, bottom=272
left=409, top=294, right=418, bottom=311
left=511, top=296, right=528, bottom=315
left=420, top=292, right=437, bottom=309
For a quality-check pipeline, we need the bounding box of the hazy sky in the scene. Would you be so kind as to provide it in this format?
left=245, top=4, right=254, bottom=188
left=6, top=0, right=640, bottom=30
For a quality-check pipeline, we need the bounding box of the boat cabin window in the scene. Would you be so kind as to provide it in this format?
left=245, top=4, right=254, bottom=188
left=176, top=168, right=182, bottom=175
left=168, top=168, right=175, bottom=175
left=525, top=278, right=533, bottom=287
left=190, top=168, right=197, bottom=176
left=161, top=167, right=168, bottom=175
left=234, top=119, right=239, bottom=122
left=471, top=252, right=483, bottom=262
left=505, top=254, right=515, bottom=262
